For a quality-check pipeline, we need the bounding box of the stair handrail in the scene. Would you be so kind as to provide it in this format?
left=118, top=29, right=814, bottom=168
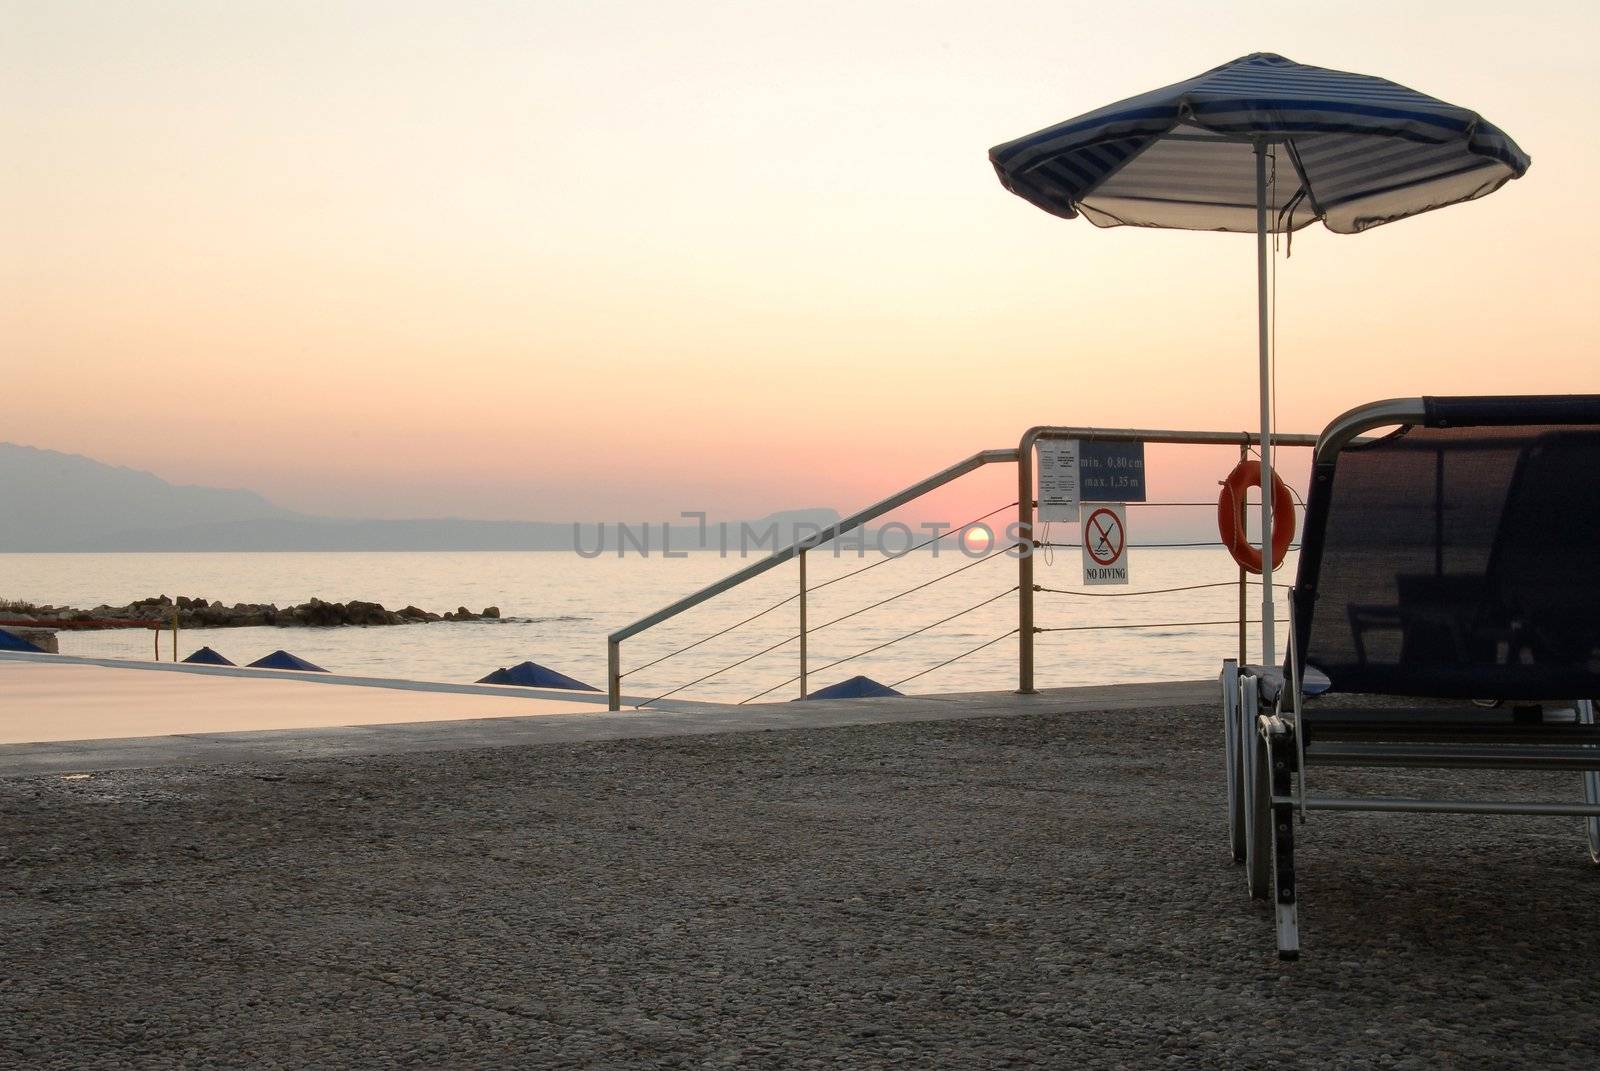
left=606, top=447, right=1019, bottom=708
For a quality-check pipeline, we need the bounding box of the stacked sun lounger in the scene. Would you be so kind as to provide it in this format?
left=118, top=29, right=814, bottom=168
left=1222, top=395, right=1600, bottom=958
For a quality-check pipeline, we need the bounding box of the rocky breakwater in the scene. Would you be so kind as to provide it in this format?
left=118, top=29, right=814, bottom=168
left=1, top=595, right=503, bottom=630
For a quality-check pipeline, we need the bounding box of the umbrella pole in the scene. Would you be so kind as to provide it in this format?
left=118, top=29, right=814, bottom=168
left=1254, top=137, right=1275, bottom=666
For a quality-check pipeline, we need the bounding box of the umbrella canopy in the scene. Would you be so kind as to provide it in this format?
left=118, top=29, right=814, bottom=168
left=989, top=52, right=1529, bottom=234
left=181, top=646, right=235, bottom=666
left=796, top=675, right=904, bottom=701
left=248, top=650, right=328, bottom=672
left=477, top=660, right=598, bottom=691
left=989, top=52, right=1528, bottom=663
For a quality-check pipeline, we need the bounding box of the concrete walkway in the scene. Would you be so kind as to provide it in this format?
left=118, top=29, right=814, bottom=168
left=3, top=696, right=1594, bottom=1069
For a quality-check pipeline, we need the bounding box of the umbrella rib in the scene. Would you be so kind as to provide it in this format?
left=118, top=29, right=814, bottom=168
left=1282, top=137, right=1327, bottom=221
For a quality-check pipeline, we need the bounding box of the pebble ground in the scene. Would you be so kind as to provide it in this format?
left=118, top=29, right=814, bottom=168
left=3, top=704, right=1596, bottom=1069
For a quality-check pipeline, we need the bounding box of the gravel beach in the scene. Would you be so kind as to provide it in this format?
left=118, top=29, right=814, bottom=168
left=3, top=703, right=1596, bottom=1069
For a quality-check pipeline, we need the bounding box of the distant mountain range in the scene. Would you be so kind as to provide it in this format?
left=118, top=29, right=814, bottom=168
left=0, top=443, right=840, bottom=552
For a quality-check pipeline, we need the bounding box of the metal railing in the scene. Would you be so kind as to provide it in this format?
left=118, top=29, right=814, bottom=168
left=1014, top=426, right=1319, bottom=693
left=606, top=425, right=1324, bottom=710
left=606, top=448, right=1018, bottom=708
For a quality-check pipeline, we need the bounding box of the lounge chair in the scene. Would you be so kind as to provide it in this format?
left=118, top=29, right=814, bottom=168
left=1221, top=395, right=1600, bottom=959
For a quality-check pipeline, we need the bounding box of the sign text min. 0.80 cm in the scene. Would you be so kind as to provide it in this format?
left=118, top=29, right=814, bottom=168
left=1037, top=439, right=1147, bottom=522
left=1078, top=440, right=1147, bottom=502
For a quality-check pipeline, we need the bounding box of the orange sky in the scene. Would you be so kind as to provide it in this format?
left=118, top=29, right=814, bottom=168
left=4, top=1, right=1596, bottom=522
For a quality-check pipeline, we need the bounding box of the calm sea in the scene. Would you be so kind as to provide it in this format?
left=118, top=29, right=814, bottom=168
left=2, top=548, right=1294, bottom=703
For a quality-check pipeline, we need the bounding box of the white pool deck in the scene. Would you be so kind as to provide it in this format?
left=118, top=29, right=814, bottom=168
left=0, top=652, right=1211, bottom=776
left=0, top=653, right=639, bottom=743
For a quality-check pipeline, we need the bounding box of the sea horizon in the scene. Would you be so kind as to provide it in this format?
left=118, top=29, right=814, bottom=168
left=2, top=546, right=1289, bottom=703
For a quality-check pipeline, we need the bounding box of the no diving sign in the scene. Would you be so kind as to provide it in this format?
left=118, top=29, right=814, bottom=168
left=1080, top=503, right=1129, bottom=585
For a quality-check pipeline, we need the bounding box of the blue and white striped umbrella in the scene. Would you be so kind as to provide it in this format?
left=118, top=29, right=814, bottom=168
left=990, top=52, right=1530, bottom=234
left=988, top=53, right=1529, bottom=661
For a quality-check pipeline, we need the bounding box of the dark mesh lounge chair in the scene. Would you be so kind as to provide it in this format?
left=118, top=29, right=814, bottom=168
left=1221, top=395, right=1600, bottom=959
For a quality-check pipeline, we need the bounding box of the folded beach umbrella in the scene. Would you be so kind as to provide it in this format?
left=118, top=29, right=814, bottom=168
left=989, top=52, right=1529, bottom=657
left=477, top=660, right=598, bottom=691
left=248, top=649, right=328, bottom=672
left=796, top=675, right=904, bottom=700
left=181, top=646, right=235, bottom=666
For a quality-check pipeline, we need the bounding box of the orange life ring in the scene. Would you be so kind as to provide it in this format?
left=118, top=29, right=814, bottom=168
left=1217, top=460, right=1296, bottom=574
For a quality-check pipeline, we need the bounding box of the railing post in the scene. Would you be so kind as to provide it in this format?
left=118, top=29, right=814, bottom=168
left=798, top=548, right=808, bottom=699
left=607, top=638, right=621, bottom=711
left=1017, top=433, right=1037, bottom=694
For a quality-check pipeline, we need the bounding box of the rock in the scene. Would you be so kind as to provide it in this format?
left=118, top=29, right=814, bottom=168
left=11, top=594, right=493, bottom=631
left=296, top=598, right=347, bottom=627
left=344, top=600, right=398, bottom=627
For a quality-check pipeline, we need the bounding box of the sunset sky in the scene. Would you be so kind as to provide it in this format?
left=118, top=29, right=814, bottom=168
left=5, top=1, right=1596, bottom=523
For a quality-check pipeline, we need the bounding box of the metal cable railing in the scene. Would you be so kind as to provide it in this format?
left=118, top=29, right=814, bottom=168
left=1039, top=540, right=1303, bottom=550
left=890, top=628, right=1021, bottom=689
left=620, top=591, right=798, bottom=681
left=635, top=532, right=1294, bottom=706
left=804, top=545, right=1011, bottom=634
left=1035, top=580, right=1254, bottom=597
left=608, top=425, right=1326, bottom=709
left=1037, top=619, right=1263, bottom=634
left=620, top=501, right=1017, bottom=687
left=737, top=586, right=1020, bottom=705
left=635, top=531, right=1017, bottom=707
left=1029, top=503, right=1301, bottom=671
left=805, top=501, right=1019, bottom=595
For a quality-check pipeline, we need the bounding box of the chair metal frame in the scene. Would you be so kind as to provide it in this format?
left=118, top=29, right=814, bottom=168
left=1220, top=396, right=1600, bottom=959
